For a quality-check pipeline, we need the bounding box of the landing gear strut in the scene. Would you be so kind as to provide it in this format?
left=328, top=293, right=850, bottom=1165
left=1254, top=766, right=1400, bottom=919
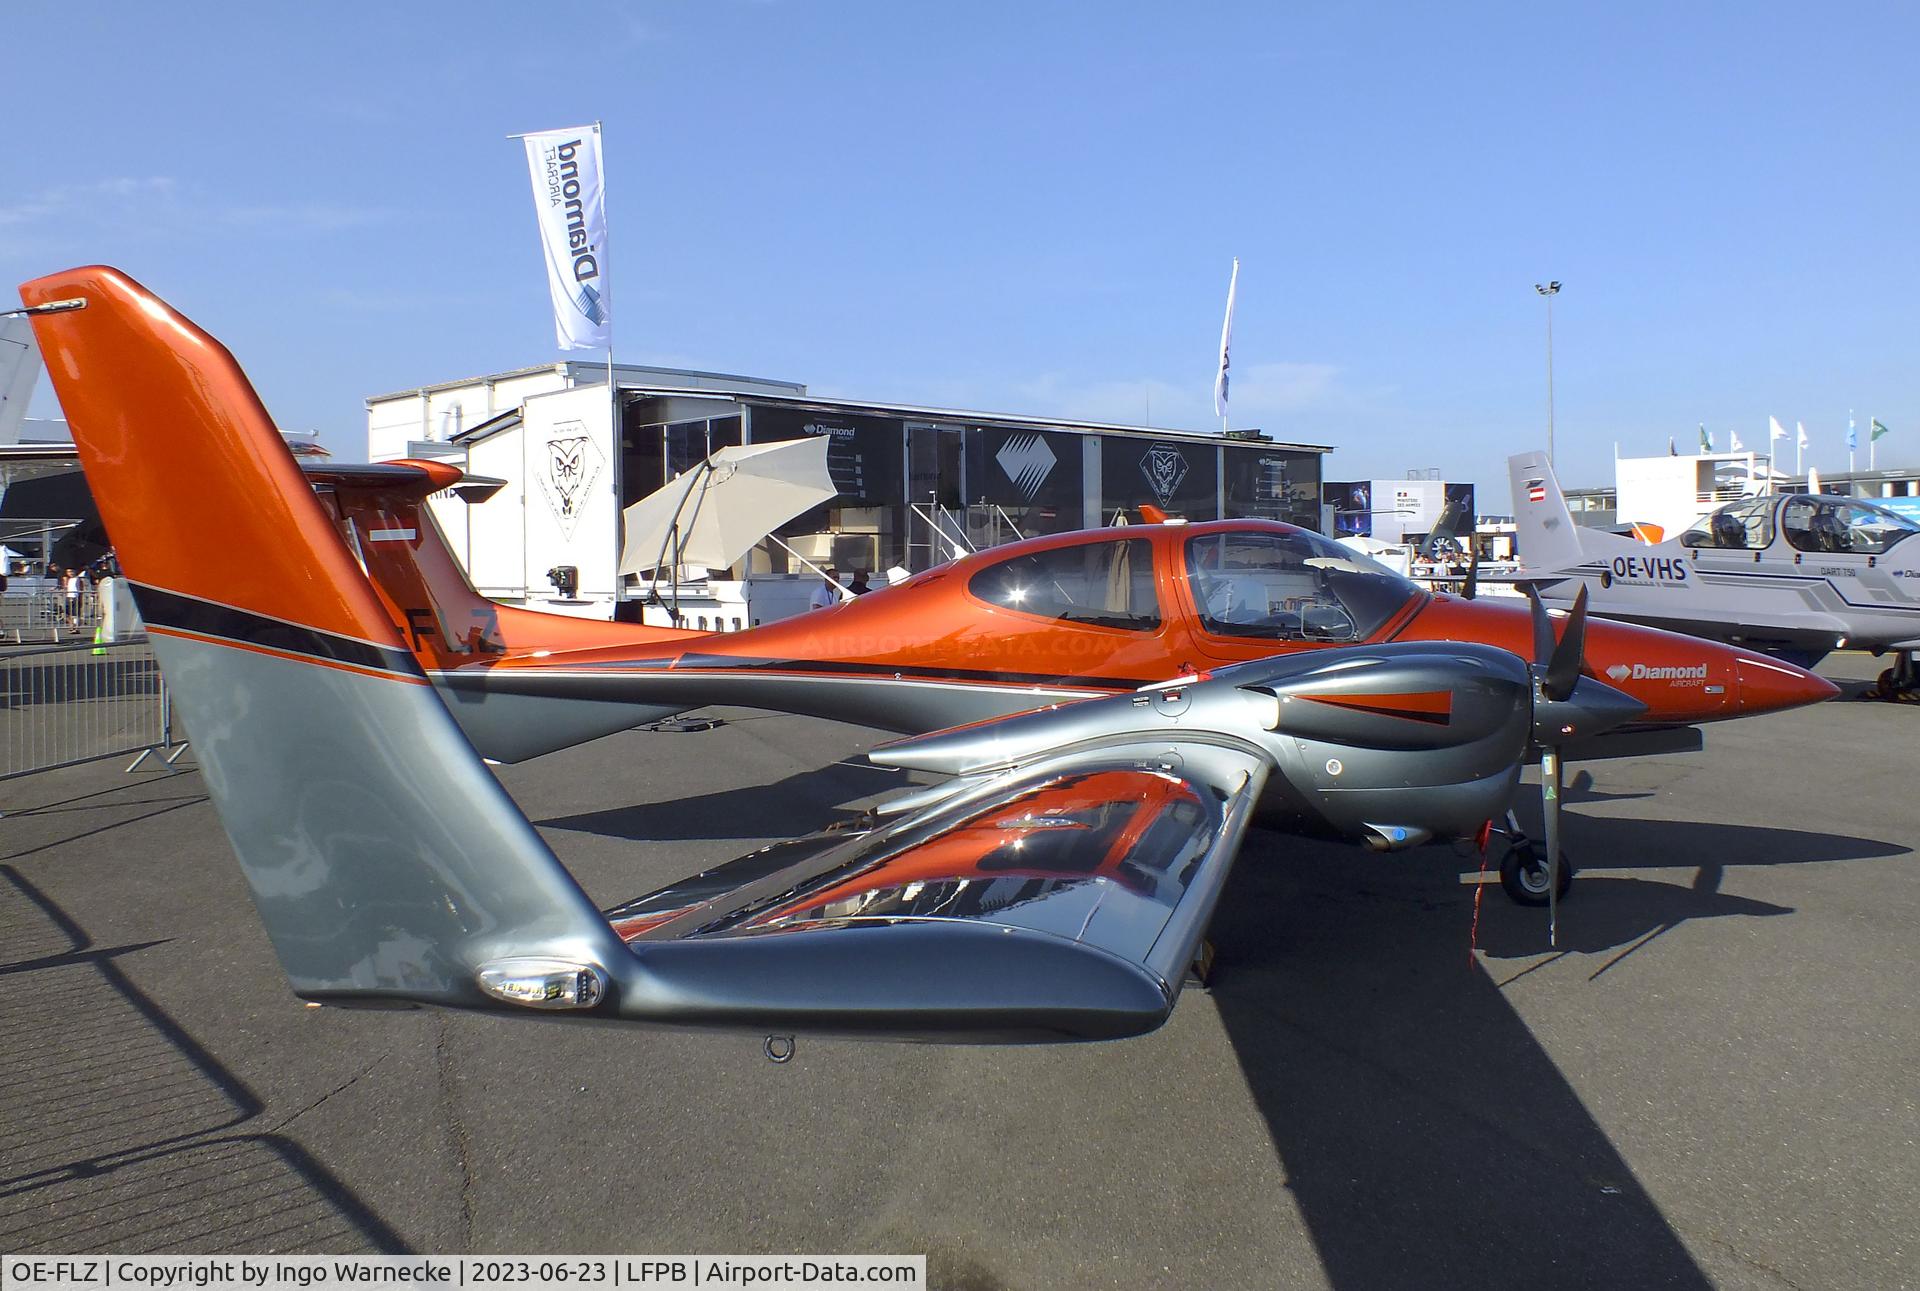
left=1488, top=810, right=1575, bottom=907
left=1870, top=651, right=1920, bottom=703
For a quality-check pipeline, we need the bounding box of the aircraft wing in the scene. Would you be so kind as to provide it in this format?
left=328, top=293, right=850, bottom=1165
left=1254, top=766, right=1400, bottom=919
left=19, top=264, right=1269, bottom=1045
left=600, top=742, right=1269, bottom=1040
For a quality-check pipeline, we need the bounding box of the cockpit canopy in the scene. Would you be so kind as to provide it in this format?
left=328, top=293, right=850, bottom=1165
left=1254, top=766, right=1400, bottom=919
left=1682, top=494, right=1920, bottom=556
left=1778, top=496, right=1919, bottom=555
left=963, top=524, right=1424, bottom=642
left=1184, top=528, right=1419, bottom=642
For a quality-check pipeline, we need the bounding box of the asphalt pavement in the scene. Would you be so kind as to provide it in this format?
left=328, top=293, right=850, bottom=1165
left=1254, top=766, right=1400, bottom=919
left=1, top=656, right=1915, bottom=1289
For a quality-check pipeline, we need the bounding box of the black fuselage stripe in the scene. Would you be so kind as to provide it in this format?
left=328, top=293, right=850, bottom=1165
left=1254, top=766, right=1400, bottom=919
left=132, top=584, right=422, bottom=677
left=562, top=653, right=1151, bottom=691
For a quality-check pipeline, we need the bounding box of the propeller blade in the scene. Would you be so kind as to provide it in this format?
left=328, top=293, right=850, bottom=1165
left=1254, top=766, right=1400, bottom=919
left=1543, top=584, right=1590, bottom=703
left=1524, top=585, right=1555, bottom=667
left=1543, top=744, right=1562, bottom=947
left=1463, top=536, right=1479, bottom=600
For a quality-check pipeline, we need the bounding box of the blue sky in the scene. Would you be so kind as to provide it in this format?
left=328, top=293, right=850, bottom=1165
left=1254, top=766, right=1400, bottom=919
left=4, top=1, right=1915, bottom=499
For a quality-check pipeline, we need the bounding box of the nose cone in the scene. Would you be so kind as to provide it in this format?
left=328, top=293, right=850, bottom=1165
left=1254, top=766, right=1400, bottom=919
left=1734, top=654, right=1839, bottom=716
left=1540, top=676, right=1649, bottom=741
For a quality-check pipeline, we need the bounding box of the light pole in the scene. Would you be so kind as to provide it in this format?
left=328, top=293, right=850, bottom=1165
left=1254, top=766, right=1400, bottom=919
left=1535, top=280, right=1561, bottom=465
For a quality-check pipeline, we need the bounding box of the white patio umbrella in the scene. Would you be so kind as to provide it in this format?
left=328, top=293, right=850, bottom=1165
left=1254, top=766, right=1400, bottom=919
left=618, top=436, right=838, bottom=579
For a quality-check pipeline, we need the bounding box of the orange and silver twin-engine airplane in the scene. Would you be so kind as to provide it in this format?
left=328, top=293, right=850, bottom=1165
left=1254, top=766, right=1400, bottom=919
left=313, top=443, right=1837, bottom=767
left=311, top=331, right=1833, bottom=909
left=13, top=265, right=1838, bottom=1046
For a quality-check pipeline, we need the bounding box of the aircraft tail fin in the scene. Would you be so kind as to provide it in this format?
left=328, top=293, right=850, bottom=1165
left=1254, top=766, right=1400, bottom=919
left=15, top=266, right=1225, bottom=1041
left=0, top=313, right=41, bottom=443
left=305, top=461, right=702, bottom=761
left=307, top=461, right=701, bottom=667
left=1507, top=450, right=1620, bottom=573
left=20, top=266, right=624, bottom=1003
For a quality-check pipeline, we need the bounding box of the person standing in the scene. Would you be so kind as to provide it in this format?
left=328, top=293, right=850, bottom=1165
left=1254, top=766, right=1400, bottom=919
left=809, top=568, right=843, bottom=611
left=62, top=566, right=82, bottom=632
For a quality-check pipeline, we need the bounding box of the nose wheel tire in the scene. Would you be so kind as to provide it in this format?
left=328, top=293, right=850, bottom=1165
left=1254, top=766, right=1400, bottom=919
left=1499, top=842, right=1575, bottom=906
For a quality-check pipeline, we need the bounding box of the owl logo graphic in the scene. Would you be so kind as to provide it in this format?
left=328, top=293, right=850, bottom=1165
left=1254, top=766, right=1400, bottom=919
left=1141, top=443, right=1189, bottom=506
left=548, top=437, right=588, bottom=517
left=536, top=424, right=603, bottom=540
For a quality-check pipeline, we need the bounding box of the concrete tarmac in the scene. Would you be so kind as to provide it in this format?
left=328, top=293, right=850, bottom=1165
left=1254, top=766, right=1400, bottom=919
left=1, top=656, right=1914, bottom=1289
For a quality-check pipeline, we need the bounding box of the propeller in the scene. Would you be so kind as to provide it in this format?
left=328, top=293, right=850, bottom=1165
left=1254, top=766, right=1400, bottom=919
left=1522, top=583, right=1644, bottom=945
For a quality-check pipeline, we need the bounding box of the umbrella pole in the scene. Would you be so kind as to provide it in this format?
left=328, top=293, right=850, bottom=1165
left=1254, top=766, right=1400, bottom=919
left=670, top=523, right=681, bottom=624
left=769, top=535, right=850, bottom=602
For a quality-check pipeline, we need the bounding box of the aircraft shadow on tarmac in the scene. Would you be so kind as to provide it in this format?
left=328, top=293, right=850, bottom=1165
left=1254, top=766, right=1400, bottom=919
left=0, top=865, right=407, bottom=1254
left=1207, top=838, right=1715, bottom=1290
left=535, top=759, right=908, bottom=842
left=1203, top=802, right=1907, bottom=1291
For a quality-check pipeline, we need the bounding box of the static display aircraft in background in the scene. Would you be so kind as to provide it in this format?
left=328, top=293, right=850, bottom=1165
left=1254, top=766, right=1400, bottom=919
left=1509, top=450, right=1920, bottom=696
left=23, top=263, right=1674, bottom=1042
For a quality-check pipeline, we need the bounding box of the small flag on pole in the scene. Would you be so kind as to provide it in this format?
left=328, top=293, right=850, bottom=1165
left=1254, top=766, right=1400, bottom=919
left=1698, top=424, right=1713, bottom=452
left=1871, top=418, right=1890, bottom=443
left=519, top=123, right=611, bottom=351
left=1769, top=416, right=1787, bottom=443
left=1213, top=258, right=1238, bottom=425
left=1796, top=421, right=1809, bottom=450
left=1847, top=414, right=1857, bottom=453
left=1730, top=430, right=1745, bottom=451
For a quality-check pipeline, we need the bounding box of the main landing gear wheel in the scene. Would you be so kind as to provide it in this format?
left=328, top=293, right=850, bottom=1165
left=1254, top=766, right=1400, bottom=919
left=1499, top=842, right=1575, bottom=907
left=1872, top=652, right=1920, bottom=703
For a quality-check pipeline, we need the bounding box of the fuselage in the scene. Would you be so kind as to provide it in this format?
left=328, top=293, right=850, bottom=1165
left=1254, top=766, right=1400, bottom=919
left=393, top=516, right=1836, bottom=753
left=1537, top=494, right=1920, bottom=665
left=1509, top=451, right=1920, bottom=666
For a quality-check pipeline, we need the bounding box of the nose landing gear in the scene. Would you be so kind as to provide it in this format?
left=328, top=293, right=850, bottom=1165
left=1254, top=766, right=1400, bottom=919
left=1489, top=811, right=1576, bottom=907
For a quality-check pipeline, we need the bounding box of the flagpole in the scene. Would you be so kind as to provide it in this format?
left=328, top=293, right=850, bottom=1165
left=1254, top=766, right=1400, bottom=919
left=1870, top=413, right=1875, bottom=470
left=1215, top=257, right=1237, bottom=436
left=587, top=121, right=622, bottom=618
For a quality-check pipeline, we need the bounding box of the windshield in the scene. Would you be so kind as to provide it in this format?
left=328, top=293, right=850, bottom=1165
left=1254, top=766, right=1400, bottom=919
left=1780, top=496, right=1920, bottom=556
left=1681, top=496, right=1775, bottom=550
left=967, top=537, right=1161, bottom=631
left=1184, top=529, right=1420, bottom=642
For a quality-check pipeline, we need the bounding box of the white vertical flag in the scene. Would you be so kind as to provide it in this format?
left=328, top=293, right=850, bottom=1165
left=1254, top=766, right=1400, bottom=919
left=520, top=123, right=611, bottom=351
left=1213, top=257, right=1238, bottom=424
left=1796, top=420, right=1809, bottom=474
left=1769, top=415, right=1787, bottom=444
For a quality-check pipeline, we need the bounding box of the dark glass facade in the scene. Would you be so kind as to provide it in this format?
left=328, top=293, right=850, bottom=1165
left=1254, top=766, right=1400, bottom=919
left=618, top=394, right=1327, bottom=579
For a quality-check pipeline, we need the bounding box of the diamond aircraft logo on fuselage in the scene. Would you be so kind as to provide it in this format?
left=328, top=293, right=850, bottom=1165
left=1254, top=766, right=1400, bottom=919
left=1606, top=663, right=1632, bottom=682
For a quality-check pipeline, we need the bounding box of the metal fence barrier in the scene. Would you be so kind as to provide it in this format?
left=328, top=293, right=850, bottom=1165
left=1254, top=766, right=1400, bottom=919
left=0, top=635, right=186, bottom=782
left=0, top=588, right=103, bottom=645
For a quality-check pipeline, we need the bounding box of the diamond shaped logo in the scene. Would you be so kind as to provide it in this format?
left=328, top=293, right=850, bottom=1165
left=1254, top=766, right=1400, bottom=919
left=995, top=433, right=1058, bottom=500
left=1142, top=443, right=1189, bottom=505
left=1606, top=663, right=1632, bottom=682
